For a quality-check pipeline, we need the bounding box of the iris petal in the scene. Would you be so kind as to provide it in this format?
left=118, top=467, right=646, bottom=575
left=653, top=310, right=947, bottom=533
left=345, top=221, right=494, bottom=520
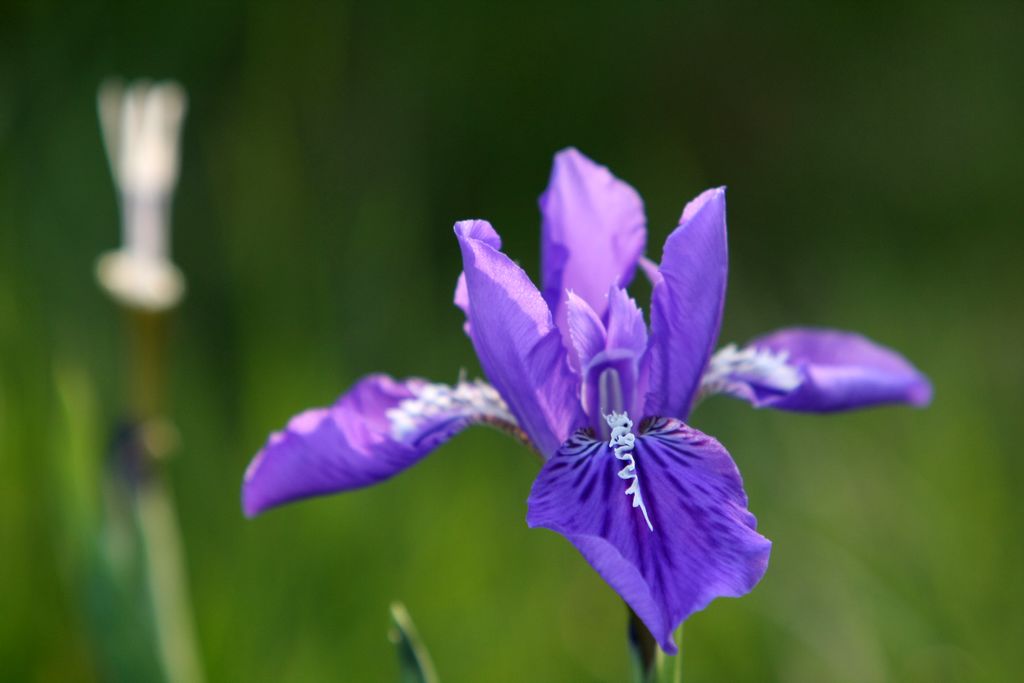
left=456, top=220, right=583, bottom=455
left=539, top=148, right=647, bottom=331
left=606, top=286, right=648, bottom=361
left=527, top=417, right=770, bottom=653
left=703, top=327, right=932, bottom=411
left=453, top=220, right=502, bottom=338
left=243, top=374, right=512, bottom=516
left=565, top=290, right=607, bottom=372
left=645, top=188, right=729, bottom=420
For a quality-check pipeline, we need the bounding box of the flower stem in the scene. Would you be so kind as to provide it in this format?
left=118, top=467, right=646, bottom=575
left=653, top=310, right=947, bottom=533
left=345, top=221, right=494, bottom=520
left=124, top=309, right=205, bottom=683
left=628, top=607, right=683, bottom=683
left=135, top=473, right=205, bottom=683
left=628, top=607, right=657, bottom=680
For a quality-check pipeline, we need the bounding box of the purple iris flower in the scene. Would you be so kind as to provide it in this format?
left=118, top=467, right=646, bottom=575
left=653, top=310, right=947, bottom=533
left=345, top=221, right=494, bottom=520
left=242, top=148, right=931, bottom=652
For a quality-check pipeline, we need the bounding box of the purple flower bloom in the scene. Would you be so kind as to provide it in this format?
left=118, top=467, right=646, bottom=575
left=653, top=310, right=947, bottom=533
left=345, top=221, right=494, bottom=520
left=242, top=148, right=931, bottom=652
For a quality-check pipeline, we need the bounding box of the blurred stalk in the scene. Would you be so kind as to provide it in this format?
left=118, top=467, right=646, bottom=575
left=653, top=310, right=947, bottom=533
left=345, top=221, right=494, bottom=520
left=123, top=309, right=205, bottom=683
left=95, top=78, right=201, bottom=683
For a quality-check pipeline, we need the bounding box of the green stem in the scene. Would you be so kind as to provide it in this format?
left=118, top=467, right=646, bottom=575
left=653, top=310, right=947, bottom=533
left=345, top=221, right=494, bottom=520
left=628, top=607, right=657, bottom=679
left=136, top=475, right=205, bottom=683
left=655, top=624, right=684, bottom=683
left=124, top=310, right=205, bottom=683
left=628, top=607, right=683, bottom=683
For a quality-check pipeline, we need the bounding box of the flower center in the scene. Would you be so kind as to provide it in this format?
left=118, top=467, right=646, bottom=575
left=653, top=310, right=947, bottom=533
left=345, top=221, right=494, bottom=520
left=605, top=411, right=654, bottom=532
left=598, top=367, right=624, bottom=434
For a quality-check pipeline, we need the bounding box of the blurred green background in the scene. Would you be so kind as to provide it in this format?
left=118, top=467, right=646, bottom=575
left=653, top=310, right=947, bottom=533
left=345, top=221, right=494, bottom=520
left=2, top=1, right=1022, bottom=681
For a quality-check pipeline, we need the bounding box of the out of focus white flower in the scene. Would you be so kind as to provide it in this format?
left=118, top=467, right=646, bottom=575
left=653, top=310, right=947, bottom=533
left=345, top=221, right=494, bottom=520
left=96, top=79, right=187, bottom=312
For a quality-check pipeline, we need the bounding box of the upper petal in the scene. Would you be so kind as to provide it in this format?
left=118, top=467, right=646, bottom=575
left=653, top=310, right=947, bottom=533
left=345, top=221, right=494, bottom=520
left=568, top=288, right=651, bottom=428
left=453, top=220, right=502, bottom=337
left=539, top=148, right=647, bottom=329
left=242, top=374, right=514, bottom=516
left=606, top=286, right=648, bottom=360
left=456, top=220, right=584, bottom=455
left=453, top=272, right=471, bottom=336
left=701, top=327, right=933, bottom=412
left=645, top=188, right=729, bottom=420
left=527, top=417, right=770, bottom=652
left=565, top=290, right=607, bottom=371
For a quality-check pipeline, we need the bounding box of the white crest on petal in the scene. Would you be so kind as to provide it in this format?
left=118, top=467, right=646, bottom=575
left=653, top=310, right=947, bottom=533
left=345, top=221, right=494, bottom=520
left=700, top=343, right=802, bottom=399
left=386, top=379, right=516, bottom=442
left=605, top=411, right=653, bottom=532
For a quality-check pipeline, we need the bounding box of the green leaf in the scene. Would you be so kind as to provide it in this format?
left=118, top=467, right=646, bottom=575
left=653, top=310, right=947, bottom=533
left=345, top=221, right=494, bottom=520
left=389, top=601, right=440, bottom=683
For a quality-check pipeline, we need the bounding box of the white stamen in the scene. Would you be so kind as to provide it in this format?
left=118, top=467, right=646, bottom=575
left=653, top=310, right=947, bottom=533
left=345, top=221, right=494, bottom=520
left=700, top=343, right=802, bottom=398
left=605, top=411, right=653, bottom=532
left=386, top=379, right=515, bottom=442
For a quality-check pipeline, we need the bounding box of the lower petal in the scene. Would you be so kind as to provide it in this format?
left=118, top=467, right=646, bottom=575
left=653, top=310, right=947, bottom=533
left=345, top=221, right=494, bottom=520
left=527, top=418, right=770, bottom=652
left=243, top=374, right=515, bottom=516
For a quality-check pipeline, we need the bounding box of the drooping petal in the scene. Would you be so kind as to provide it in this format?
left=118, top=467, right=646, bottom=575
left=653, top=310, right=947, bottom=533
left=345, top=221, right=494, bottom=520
left=243, top=374, right=514, bottom=516
left=527, top=417, right=770, bottom=653
left=455, top=220, right=583, bottom=456
left=539, top=148, right=646, bottom=329
left=701, top=328, right=932, bottom=412
left=645, top=188, right=729, bottom=421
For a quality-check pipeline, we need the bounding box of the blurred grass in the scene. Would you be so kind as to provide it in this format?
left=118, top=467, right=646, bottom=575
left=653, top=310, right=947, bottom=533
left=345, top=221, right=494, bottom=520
left=1, top=1, right=1023, bottom=681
